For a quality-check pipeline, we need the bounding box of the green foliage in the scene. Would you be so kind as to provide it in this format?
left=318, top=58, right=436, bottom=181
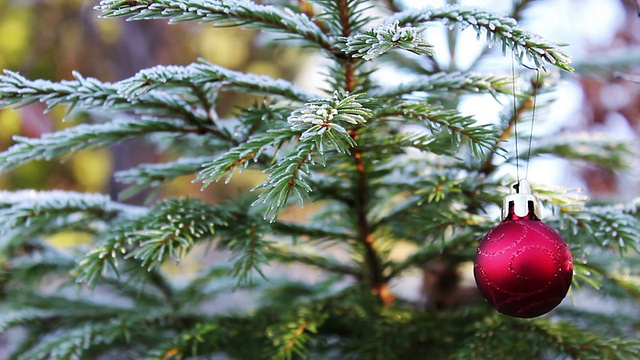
left=525, top=132, right=634, bottom=172
left=341, top=21, right=434, bottom=60
left=372, top=71, right=513, bottom=98
left=96, top=0, right=333, bottom=52
left=556, top=200, right=640, bottom=254
left=391, top=6, right=574, bottom=71
left=0, top=118, right=191, bottom=173
left=0, top=0, right=638, bottom=359
left=0, top=190, right=141, bottom=253
left=377, top=102, right=502, bottom=157
left=288, top=91, right=374, bottom=153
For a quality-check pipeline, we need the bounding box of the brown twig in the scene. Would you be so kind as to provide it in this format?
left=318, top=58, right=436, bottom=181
left=338, top=0, right=393, bottom=307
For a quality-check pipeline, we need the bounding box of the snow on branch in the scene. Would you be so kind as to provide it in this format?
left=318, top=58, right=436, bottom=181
left=0, top=190, right=144, bottom=252
left=95, top=0, right=334, bottom=53
left=243, top=92, right=375, bottom=221
left=0, top=70, right=209, bottom=124
left=341, top=21, right=434, bottom=61
left=391, top=6, right=573, bottom=71
left=556, top=200, right=640, bottom=255
left=0, top=118, right=193, bottom=174
left=0, top=70, right=121, bottom=111
left=123, top=199, right=228, bottom=270
left=122, top=61, right=318, bottom=102
left=288, top=91, right=374, bottom=155
left=0, top=61, right=315, bottom=118
left=74, top=198, right=269, bottom=287
left=372, top=72, right=513, bottom=98
left=0, top=190, right=143, bottom=217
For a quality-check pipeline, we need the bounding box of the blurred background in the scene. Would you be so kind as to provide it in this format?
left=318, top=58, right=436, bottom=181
left=1, top=0, right=639, bottom=204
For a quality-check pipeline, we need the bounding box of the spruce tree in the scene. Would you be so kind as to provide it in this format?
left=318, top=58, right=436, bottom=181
left=1, top=1, right=639, bottom=359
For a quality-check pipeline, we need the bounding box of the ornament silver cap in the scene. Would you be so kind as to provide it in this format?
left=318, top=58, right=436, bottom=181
left=502, top=179, right=542, bottom=220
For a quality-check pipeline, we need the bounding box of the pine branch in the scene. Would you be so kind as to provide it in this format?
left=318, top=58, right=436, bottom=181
left=0, top=118, right=196, bottom=174
left=361, top=128, right=502, bottom=159
left=574, top=47, right=640, bottom=74
left=74, top=222, right=141, bottom=288
left=197, top=128, right=299, bottom=187
left=523, top=320, right=640, bottom=359
left=252, top=140, right=316, bottom=222
left=123, top=199, right=229, bottom=271
left=557, top=307, right=640, bottom=339
left=233, top=99, right=292, bottom=141
left=555, top=200, right=640, bottom=255
left=340, top=21, right=434, bottom=61
left=0, top=62, right=315, bottom=119
left=514, top=132, right=634, bottom=172
left=288, top=91, right=374, bottom=155
left=0, top=190, right=141, bottom=217
left=0, top=308, right=56, bottom=334
left=0, top=70, right=120, bottom=110
left=266, top=306, right=326, bottom=360
left=95, top=0, right=334, bottom=53
left=75, top=199, right=274, bottom=287
left=390, top=6, right=573, bottom=71
left=371, top=71, right=512, bottom=98
left=0, top=190, right=143, bottom=252
left=74, top=199, right=230, bottom=286
left=0, top=70, right=205, bottom=122
left=324, top=0, right=366, bottom=93
left=225, top=221, right=272, bottom=286
left=176, top=265, right=266, bottom=306
left=573, top=260, right=640, bottom=301
left=377, top=103, right=502, bottom=158
left=455, top=314, right=640, bottom=359
left=218, top=92, right=376, bottom=221
left=465, top=0, right=539, bottom=70
left=124, top=61, right=318, bottom=102
left=0, top=293, right=158, bottom=360
left=480, top=72, right=546, bottom=175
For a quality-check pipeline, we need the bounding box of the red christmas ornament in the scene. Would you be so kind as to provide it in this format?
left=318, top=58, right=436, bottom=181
left=474, top=180, right=573, bottom=318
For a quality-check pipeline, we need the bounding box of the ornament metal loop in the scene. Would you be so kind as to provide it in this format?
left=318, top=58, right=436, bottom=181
left=502, top=179, right=542, bottom=220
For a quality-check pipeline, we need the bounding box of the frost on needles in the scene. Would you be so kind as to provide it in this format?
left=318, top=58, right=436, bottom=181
left=0, top=1, right=638, bottom=359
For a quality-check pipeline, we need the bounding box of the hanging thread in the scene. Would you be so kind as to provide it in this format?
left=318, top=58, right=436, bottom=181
left=511, top=53, right=540, bottom=183
left=511, top=53, right=520, bottom=182
left=525, top=68, right=541, bottom=180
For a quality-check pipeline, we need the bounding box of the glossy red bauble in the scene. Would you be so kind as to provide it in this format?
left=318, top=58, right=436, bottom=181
left=474, top=217, right=573, bottom=318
